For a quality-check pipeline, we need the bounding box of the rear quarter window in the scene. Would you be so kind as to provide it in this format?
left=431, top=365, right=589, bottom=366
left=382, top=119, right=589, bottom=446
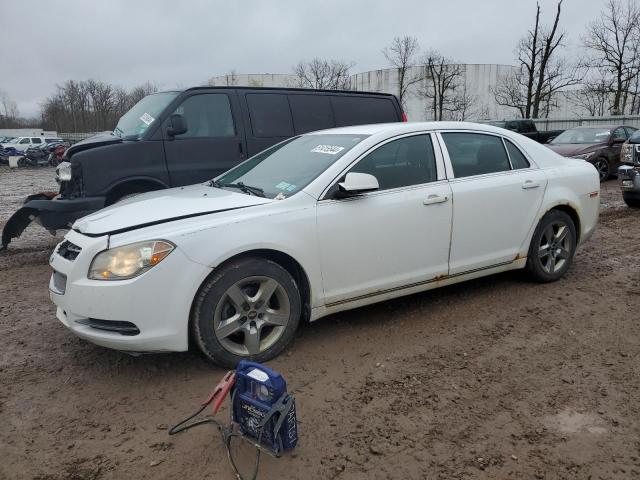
left=246, top=93, right=294, bottom=138
left=331, top=96, right=398, bottom=127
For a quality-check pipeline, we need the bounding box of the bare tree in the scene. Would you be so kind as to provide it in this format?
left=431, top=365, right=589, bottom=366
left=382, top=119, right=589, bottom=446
left=382, top=36, right=422, bottom=109
left=493, top=1, right=578, bottom=118
left=0, top=89, right=19, bottom=119
left=583, top=0, right=640, bottom=115
left=293, top=58, right=354, bottom=90
left=419, top=50, right=465, bottom=121
left=449, top=82, right=478, bottom=121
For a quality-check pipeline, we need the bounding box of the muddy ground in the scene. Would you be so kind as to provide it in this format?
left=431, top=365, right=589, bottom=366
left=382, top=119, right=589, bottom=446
left=0, top=165, right=639, bottom=480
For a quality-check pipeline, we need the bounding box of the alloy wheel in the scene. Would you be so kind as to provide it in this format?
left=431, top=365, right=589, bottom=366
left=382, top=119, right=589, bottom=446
left=213, top=276, right=290, bottom=356
left=594, top=159, right=609, bottom=182
left=538, top=221, right=572, bottom=274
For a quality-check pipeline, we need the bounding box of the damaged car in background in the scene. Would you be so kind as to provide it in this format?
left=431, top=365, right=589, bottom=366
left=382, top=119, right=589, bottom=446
left=1, top=86, right=403, bottom=249
left=48, top=122, right=600, bottom=367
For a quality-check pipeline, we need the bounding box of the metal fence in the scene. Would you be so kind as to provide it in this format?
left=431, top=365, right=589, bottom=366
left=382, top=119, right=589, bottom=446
left=532, top=115, right=640, bottom=131
left=58, top=132, right=99, bottom=143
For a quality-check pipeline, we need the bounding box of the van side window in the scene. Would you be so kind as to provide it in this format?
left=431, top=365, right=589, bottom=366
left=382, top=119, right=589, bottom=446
left=504, top=139, right=530, bottom=169
left=348, top=134, right=437, bottom=191
left=246, top=94, right=294, bottom=138
left=172, top=94, right=235, bottom=138
left=441, top=133, right=511, bottom=178
left=289, top=95, right=334, bottom=134
left=331, top=96, right=397, bottom=127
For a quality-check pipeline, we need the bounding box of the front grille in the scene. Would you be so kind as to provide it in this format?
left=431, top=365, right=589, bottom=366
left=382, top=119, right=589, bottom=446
left=75, top=318, right=140, bottom=336
left=57, top=240, right=81, bottom=261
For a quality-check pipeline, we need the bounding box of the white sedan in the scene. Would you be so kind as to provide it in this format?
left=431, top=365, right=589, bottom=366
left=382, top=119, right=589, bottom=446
left=49, top=122, right=600, bottom=366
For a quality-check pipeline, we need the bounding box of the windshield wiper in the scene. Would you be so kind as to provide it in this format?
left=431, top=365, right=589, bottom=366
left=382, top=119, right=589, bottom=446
left=209, top=180, right=266, bottom=197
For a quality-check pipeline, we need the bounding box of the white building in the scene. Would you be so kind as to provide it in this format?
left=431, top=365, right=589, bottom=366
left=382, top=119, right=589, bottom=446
left=209, top=65, right=586, bottom=122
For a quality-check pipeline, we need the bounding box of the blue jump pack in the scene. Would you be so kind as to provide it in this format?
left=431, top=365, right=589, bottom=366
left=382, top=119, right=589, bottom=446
left=232, top=361, right=298, bottom=455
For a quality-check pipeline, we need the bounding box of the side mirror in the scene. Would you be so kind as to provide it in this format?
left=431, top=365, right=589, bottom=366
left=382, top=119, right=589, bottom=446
left=335, top=172, right=379, bottom=198
left=166, top=114, right=187, bottom=137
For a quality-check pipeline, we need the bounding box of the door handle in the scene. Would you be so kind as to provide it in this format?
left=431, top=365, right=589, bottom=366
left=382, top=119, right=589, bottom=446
left=522, top=180, right=540, bottom=189
left=423, top=194, right=449, bottom=205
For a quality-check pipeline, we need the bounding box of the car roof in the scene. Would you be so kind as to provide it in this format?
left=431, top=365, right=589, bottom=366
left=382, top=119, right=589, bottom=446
left=157, top=86, right=397, bottom=98
left=305, top=121, right=511, bottom=137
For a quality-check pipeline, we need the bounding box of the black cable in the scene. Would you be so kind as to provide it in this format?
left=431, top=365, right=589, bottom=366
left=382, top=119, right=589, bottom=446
left=168, top=403, right=262, bottom=480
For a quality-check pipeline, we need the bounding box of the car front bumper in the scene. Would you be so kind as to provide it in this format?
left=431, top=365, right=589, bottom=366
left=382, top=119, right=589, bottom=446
left=48, top=229, right=212, bottom=353
left=618, top=165, right=640, bottom=199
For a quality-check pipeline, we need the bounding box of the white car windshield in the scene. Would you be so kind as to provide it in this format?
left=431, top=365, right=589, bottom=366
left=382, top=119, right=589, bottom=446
left=215, top=134, right=368, bottom=198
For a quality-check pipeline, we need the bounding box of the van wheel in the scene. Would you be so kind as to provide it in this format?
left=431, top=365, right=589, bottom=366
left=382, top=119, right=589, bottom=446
left=526, top=210, right=577, bottom=283
left=191, top=257, right=301, bottom=368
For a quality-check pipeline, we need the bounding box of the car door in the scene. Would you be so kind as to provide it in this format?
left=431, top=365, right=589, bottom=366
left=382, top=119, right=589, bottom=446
left=438, top=131, right=547, bottom=274
left=316, top=133, right=452, bottom=305
left=163, top=91, right=244, bottom=187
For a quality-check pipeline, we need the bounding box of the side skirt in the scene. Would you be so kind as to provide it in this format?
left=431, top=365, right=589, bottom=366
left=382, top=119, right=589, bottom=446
left=309, top=258, right=527, bottom=322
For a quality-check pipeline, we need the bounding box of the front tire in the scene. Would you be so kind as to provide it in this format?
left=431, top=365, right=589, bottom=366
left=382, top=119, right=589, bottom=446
left=623, top=194, right=640, bottom=208
left=593, top=157, right=610, bottom=182
left=526, top=210, right=577, bottom=283
left=191, top=257, right=301, bottom=368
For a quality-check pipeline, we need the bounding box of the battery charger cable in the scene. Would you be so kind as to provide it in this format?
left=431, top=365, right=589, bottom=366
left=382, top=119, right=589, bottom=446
left=169, top=376, right=294, bottom=480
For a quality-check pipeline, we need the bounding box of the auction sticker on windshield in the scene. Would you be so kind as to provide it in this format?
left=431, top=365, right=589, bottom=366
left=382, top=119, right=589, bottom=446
left=140, top=112, right=155, bottom=125
left=311, top=145, right=345, bottom=155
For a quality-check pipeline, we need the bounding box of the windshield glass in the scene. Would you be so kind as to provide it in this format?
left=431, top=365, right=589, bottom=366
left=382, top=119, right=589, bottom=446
left=629, top=129, right=640, bottom=143
left=114, top=91, right=179, bottom=140
left=216, top=134, right=368, bottom=198
left=7, top=138, right=19, bottom=144
left=551, top=127, right=612, bottom=144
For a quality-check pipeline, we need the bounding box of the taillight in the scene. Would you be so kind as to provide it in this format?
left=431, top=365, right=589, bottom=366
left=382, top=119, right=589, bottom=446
left=401, top=112, right=408, bottom=122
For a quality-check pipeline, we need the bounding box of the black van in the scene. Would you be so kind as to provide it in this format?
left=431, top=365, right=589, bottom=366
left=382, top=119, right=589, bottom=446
left=2, top=87, right=403, bottom=248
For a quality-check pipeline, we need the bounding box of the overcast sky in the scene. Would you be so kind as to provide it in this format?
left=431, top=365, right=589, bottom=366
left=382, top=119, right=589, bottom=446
left=2, top=0, right=606, bottom=118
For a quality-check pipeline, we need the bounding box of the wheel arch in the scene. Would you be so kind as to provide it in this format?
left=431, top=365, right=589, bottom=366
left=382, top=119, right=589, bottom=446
left=190, top=248, right=313, bottom=325
left=105, top=177, right=168, bottom=205
left=540, top=202, right=582, bottom=244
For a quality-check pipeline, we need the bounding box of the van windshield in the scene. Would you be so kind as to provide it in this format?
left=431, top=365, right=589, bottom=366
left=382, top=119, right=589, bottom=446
left=215, top=134, right=368, bottom=198
left=114, top=92, right=179, bottom=140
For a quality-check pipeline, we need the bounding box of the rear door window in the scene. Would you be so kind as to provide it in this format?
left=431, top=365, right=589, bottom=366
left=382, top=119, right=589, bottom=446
left=32, top=138, right=42, bottom=144
left=441, top=133, right=511, bottom=178
left=289, top=94, right=335, bottom=134
left=172, top=93, right=235, bottom=138
left=504, top=139, right=530, bottom=169
left=246, top=93, right=294, bottom=138
left=331, top=96, right=397, bottom=127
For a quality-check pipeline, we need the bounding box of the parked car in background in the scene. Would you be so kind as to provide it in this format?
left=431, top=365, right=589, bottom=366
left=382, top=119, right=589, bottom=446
left=546, top=125, right=637, bottom=182
left=48, top=122, right=599, bottom=367
left=2, top=86, right=404, bottom=249
left=486, top=119, right=563, bottom=144
left=619, top=128, right=640, bottom=207
left=0, top=136, right=48, bottom=152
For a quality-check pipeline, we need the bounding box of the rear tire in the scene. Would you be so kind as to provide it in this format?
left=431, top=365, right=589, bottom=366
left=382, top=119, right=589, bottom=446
left=526, top=210, right=577, bottom=283
left=191, top=257, right=301, bottom=368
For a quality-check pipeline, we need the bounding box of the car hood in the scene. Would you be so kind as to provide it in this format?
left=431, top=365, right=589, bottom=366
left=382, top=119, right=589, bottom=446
left=546, top=143, right=604, bottom=156
left=73, top=184, right=273, bottom=236
left=65, top=131, right=122, bottom=160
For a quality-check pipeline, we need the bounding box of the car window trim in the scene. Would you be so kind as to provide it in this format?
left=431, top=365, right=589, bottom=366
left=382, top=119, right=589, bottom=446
left=435, top=130, right=537, bottom=181
left=318, top=131, right=445, bottom=201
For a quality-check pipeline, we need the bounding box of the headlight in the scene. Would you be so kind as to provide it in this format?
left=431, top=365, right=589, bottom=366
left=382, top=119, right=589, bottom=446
left=56, top=161, right=72, bottom=182
left=570, top=152, right=596, bottom=160
left=88, top=240, right=175, bottom=280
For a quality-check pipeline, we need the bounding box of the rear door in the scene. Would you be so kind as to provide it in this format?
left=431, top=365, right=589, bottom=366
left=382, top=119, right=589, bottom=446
left=438, top=131, right=547, bottom=274
left=163, top=91, right=244, bottom=186
left=241, top=92, right=295, bottom=156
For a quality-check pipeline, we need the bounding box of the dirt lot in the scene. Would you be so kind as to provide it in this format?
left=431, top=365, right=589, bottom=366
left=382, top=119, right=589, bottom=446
left=1, top=165, right=639, bottom=480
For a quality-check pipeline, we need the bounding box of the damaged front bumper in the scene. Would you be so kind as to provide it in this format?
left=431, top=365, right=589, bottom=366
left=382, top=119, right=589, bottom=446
left=1, top=193, right=106, bottom=249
